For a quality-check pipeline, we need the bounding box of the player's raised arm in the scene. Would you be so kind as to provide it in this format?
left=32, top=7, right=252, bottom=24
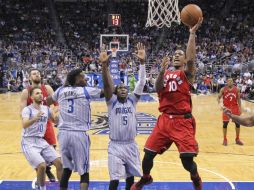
left=185, top=17, right=203, bottom=83
left=133, top=42, right=146, bottom=98
left=155, top=56, right=169, bottom=93
left=99, top=48, right=113, bottom=101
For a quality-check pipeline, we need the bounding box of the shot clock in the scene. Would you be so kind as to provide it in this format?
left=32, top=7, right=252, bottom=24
left=108, top=14, right=121, bottom=27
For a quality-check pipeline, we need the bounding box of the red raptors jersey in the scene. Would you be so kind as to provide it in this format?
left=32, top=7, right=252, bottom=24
left=223, top=86, right=239, bottom=108
left=158, top=70, right=192, bottom=114
left=27, top=85, right=48, bottom=105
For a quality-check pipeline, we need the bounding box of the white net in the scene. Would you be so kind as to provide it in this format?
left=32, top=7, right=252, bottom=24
left=146, top=0, right=181, bottom=28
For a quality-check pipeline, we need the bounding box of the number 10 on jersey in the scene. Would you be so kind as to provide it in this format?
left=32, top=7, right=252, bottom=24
left=168, top=81, right=178, bottom=92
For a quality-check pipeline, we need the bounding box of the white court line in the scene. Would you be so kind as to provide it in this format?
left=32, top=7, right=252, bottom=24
left=0, top=180, right=2, bottom=184
left=0, top=160, right=241, bottom=189
left=155, top=161, right=235, bottom=190
left=90, top=160, right=235, bottom=189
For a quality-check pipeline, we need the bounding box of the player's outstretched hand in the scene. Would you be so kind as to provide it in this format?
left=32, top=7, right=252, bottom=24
left=99, top=45, right=111, bottom=66
left=190, top=17, right=203, bottom=33
left=223, top=107, right=232, bottom=116
left=161, top=56, right=170, bottom=72
left=133, top=42, right=146, bottom=64
left=34, top=111, right=44, bottom=122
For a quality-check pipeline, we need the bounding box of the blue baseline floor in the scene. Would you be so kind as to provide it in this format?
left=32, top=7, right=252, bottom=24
left=0, top=181, right=253, bottom=190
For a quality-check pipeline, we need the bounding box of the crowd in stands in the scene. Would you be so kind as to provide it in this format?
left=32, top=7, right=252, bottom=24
left=0, top=0, right=254, bottom=100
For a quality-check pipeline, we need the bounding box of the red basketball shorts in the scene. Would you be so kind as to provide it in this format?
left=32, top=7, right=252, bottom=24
left=44, top=120, right=56, bottom=145
left=145, top=113, right=199, bottom=156
left=223, top=106, right=240, bottom=122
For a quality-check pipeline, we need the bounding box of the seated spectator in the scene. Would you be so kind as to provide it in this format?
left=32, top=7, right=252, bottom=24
left=198, top=82, right=209, bottom=95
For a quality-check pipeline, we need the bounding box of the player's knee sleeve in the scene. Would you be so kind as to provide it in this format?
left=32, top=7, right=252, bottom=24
left=181, top=157, right=197, bottom=174
left=80, top=173, right=89, bottom=184
left=60, top=168, right=72, bottom=188
left=142, top=149, right=157, bottom=174
left=223, top=121, right=229, bottom=128
left=109, top=180, right=119, bottom=190
left=144, top=149, right=157, bottom=159
left=235, top=123, right=240, bottom=128
left=126, top=176, right=134, bottom=190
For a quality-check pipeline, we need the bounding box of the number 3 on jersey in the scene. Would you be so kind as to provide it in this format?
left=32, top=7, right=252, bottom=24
left=168, top=81, right=177, bottom=92
left=68, top=99, right=74, bottom=113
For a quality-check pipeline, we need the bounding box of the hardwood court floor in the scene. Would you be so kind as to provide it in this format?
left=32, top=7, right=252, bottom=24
left=0, top=93, right=254, bottom=182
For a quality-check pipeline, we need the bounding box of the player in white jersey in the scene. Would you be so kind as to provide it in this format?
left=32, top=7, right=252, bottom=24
left=21, top=87, right=62, bottom=190
left=99, top=42, right=146, bottom=190
left=47, top=68, right=104, bottom=190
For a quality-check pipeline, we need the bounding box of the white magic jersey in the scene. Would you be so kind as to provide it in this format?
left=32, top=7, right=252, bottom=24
left=52, top=86, right=101, bottom=131
left=107, top=94, right=139, bottom=142
left=21, top=105, right=50, bottom=137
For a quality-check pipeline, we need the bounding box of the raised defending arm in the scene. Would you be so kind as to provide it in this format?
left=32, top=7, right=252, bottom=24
left=99, top=49, right=114, bottom=101
left=133, top=42, right=146, bottom=98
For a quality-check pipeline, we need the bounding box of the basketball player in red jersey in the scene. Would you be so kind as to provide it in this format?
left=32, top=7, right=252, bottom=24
left=131, top=18, right=203, bottom=190
left=217, top=78, right=243, bottom=146
left=20, top=68, right=58, bottom=182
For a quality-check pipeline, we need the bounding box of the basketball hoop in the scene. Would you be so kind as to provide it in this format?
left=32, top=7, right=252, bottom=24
left=111, top=48, right=117, bottom=58
left=146, top=0, right=181, bottom=28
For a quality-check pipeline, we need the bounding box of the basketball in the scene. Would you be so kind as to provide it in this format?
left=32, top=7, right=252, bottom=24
left=180, top=4, right=203, bottom=27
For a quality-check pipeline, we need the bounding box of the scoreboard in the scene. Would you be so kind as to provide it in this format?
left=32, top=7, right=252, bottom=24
left=108, top=14, right=121, bottom=27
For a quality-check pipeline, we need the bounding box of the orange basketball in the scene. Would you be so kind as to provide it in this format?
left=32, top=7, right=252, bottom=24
left=180, top=4, right=203, bottom=27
